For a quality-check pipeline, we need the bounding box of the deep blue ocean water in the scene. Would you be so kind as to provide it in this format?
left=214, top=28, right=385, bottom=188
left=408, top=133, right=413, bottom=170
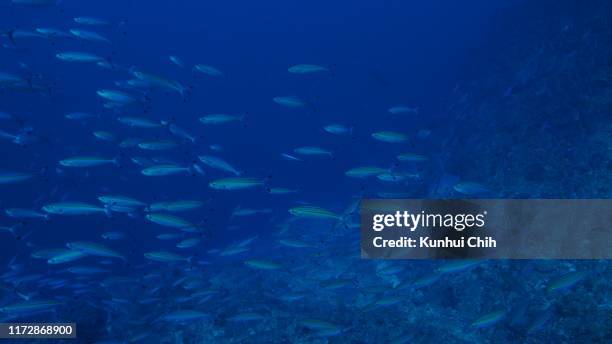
left=0, top=0, right=610, bottom=343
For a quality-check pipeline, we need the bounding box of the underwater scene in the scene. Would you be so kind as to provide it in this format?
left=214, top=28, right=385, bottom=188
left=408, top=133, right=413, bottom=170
left=0, top=0, right=611, bottom=343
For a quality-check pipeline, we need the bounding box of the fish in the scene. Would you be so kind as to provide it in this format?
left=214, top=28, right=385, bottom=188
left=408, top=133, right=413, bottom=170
left=97, top=90, right=135, bottom=104
left=319, top=278, right=353, bottom=290
left=177, top=238, right=201, bottom=249
left=288, top=64, right=329, bottom=74
left=0, top=172, right=33, bottom=184
left=67, top=241, right=125, bottom=260
left=116, top=79, right=153, bottom=90
left=160, top=310, right=209, bottom=322
left=345, top=167, right=388, bottom=178
left=156, top=233, right=184, bottom=240
left=169, top=56, right=184, bottom=68
left=268, top=187, right=298, bottom=194
left=397, top=153, right=428, bottom=162
left=42, top=202, right=109, bottom=216
left=198, top=155, right=241, bottom=176
left=323, top=124, right=352, bottom=135
left=144, top=251, right=191, bottom=263
left=527, top=310, right=552, bottom=333
left=11, top=0, right=59, bottom=6
left=31, top=248, right=68, bottom=260
left=209, top=177, right=264, bottom=190
left=388, top=106, right=419, bottom=115
left=147, top=200, right=204, bottom=213
left=273, top=96, right=306, bottom=107
left=168, top=123, right=196, bottom=142
left=547, top=271, right=587, bottom=292
left=0, top=72, right=26, bottom=87
left=47, top=250, right=86, bottom=265
left=56, top=52, right=104, bottom=63
left=471, top=310, right=506, bottom=328
left=244, top=259, right=282, bottom=270
left=227, top=312, right=265, bottom=322
left=101, top=232, right=126, bottom=240
left=235, top=236, right=259, bottom=248
left=410, top=273, right=442, bottom=289
left=96, top=60, right=115, bottom=70
left=277, top=239, right=314, bottom=248
left=281, top=153, right=302, bottom=162
left=98, top=195, right=146, bottom=208
left=67, top=266, right=109, bottom=274
left=138, top=140, right=178, bottom=151
left=74, top=17, right=111, bottom=26
left=231, top=206, right=272, bottom=217
left=371, top=131, right=409, bottom=143
left=60, top=156, right=118, bottom=167
left=93, top=131, right=115, bottom=141
left=146, top=213, right=196, bottom=230
left=130, top=69, right=187, bottom=96
left=376, top=172, right=418, bottom=183
left=36, top=28, right=72, bottom=38
left=362, top=296, right=403, bottom=311
left=453, top=182, right=490, bottom=195
left=278, top=293, right=306, bottom=302
left=300, top=319, right=340, bottom=331
left=294, top=146, right=332, bottom=157
left=70, top=29, right=111, bottom=43
left=289, top=206, right=342, bottom=220
left=65, top=112, right=97, bottom=120
left=219, top=246, right=250, bottom=257
left=436, top=260, right=481, bottom=274
left=0, top=300, right=62, bottom=314
left=117, top=117, right=162, bottom=128
left=141, top=165, right=193, bottom=176
left=4, top=208, right=49, bottom=220
left=193, top=64, right=223, bottom=76
left=199, top=114, right=244, bottom=125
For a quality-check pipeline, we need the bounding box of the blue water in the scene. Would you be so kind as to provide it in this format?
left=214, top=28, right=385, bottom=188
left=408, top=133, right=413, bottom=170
left=0, top=0, right=610, bottom=343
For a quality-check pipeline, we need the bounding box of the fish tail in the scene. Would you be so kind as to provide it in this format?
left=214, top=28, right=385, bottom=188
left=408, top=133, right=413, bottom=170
left=103, top=205, right=113, bottom=218
left=189, top=164, right=201, bottom=176
left=5, top=28, right=16, bottom=46
left=6, top=225, right=18, bottom=237
left=178, top=85, right=189, bottom=102
left=112, top=156, right=122, bottom=167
